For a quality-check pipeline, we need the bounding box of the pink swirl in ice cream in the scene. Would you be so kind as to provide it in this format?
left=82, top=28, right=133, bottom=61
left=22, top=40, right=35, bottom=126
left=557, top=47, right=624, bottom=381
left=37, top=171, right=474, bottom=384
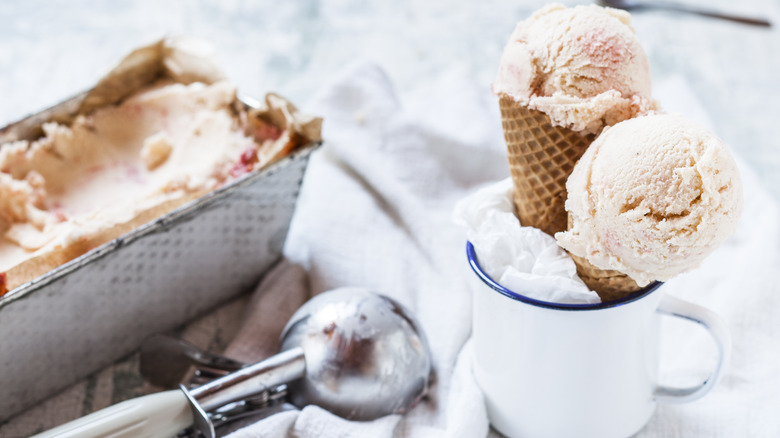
left=0, top=81, right=285, bottom=286
left=0, top=37, right=322, bottom=295
left=493, top=4, right=657, bottom=134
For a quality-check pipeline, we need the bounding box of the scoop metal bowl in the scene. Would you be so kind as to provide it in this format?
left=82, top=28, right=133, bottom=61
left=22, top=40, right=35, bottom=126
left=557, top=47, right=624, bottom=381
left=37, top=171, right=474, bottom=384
left=281, top=287, right=432, bottom=420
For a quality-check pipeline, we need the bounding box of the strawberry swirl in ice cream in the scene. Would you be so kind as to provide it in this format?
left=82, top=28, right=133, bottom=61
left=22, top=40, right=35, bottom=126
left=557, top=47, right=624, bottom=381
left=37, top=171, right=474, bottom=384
left=0, top=38, right=322, bottom=294
left=493, top=4, right=657, bottom=134
left=0, top=81, right=277, bottom=283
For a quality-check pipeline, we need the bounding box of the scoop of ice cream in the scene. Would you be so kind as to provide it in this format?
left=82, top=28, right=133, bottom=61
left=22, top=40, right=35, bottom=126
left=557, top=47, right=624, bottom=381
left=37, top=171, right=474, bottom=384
left=555, top=114, right=742, bottom=286
left=493, top=4, right=656, bottom=134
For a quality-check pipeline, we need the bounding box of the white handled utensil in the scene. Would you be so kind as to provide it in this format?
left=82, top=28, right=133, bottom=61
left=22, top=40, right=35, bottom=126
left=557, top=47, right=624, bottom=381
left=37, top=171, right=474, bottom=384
left=31, top=390, right=192, bottom=438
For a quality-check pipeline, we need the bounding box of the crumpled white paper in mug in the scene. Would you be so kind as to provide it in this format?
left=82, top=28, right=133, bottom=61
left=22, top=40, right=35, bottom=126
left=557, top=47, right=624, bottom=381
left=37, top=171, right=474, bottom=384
left=453, top=178, right=599, bottom=304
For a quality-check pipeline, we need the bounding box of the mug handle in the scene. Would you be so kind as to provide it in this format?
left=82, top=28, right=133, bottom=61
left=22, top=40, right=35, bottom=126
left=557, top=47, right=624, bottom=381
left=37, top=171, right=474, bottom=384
left=653, top=293, right=732, bottom=404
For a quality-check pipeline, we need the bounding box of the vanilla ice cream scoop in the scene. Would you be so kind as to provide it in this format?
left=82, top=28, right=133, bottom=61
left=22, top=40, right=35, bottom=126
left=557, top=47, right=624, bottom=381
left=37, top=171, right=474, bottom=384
left=493, top=4, right=656, bottom=134
left=555, top=114, right=743, bottom=286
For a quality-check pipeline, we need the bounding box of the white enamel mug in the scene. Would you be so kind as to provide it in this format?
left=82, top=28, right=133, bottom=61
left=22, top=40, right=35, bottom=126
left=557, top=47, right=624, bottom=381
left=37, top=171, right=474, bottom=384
left=467, top=243, right=731, bottom=438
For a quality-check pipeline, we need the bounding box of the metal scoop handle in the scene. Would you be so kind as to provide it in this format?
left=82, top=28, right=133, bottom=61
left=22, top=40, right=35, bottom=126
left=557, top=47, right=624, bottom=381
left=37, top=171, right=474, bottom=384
left=31, top=348, right=305, bottom=438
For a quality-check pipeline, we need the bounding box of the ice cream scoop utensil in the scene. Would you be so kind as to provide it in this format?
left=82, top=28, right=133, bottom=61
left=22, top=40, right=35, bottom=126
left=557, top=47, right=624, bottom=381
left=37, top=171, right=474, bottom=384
left=33, top=288, right=432, bottom=438
left=30, top=349, right=301, bottom=438
left=599, top=0, right=771, bottom=27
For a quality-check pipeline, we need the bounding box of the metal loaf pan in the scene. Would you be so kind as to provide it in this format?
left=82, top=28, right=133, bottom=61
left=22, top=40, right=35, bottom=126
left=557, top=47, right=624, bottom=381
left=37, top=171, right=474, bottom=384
left=0, top=39, right=321, bottom=421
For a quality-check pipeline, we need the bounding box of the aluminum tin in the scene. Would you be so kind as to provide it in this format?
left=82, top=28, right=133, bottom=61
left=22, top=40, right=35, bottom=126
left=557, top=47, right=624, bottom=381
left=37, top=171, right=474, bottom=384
left=0, top=94, right=318, bottom=421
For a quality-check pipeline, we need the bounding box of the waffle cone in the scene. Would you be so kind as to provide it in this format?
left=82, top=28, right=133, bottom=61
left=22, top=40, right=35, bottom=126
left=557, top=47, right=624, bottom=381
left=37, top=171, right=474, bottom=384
left=564, top=213, right=643, bottom=301
left=499, top=95, right=593, bottom=236
left=568, top=252, right=643, bottom=302
left=499, top=95, right=642, bottom=302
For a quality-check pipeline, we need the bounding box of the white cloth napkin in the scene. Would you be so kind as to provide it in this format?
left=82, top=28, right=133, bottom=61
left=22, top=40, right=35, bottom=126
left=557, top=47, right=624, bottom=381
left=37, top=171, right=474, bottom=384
left=452, top=177, right=598, bottom=304
left=226, top=62, right=780, bottom=437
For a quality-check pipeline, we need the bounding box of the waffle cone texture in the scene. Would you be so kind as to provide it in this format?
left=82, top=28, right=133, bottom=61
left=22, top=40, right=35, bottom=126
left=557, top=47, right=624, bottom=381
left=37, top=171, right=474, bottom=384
left=499, top=95, right=592, bottom=236
left=565, top=215, right=643, bottom=301
left=498, top=95, right=642, bottom=301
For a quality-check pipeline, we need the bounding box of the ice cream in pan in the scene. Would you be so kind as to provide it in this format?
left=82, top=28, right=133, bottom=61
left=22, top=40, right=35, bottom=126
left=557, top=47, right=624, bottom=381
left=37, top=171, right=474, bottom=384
left=0, top=39, right=321, bottom=295
left=494, top=4, right=742, bottom=300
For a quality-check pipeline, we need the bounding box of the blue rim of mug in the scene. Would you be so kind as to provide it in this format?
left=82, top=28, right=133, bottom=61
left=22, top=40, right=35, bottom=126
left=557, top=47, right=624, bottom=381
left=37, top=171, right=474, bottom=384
left=467, top=242, right=663, bottom=311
